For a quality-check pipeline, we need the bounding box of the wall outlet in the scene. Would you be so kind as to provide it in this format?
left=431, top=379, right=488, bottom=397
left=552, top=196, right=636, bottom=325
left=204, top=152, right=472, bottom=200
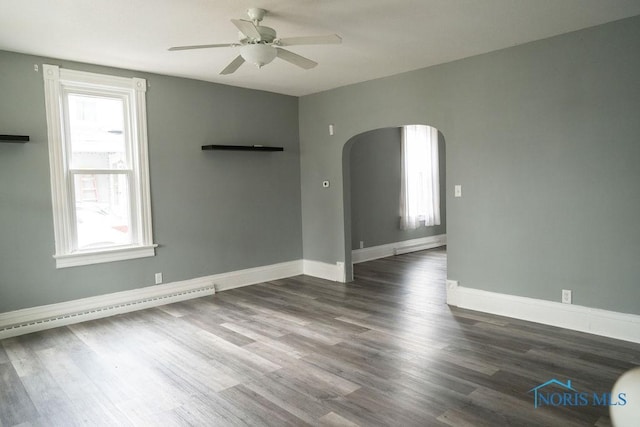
left=155, top=272, right=163, bottom=285
left=562, top=289, right=572, bottom=304
left=329, top=124, right=335, bottom=136
left=454, top=185, right=462, bottom=197
left=359, top=241, right=364, bottom=249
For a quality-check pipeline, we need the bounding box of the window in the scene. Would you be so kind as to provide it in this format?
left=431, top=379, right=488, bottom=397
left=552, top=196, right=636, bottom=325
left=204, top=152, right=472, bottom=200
left=43, top=65, right=155, bottom=268
left=399, top=124, right=441, bottom=230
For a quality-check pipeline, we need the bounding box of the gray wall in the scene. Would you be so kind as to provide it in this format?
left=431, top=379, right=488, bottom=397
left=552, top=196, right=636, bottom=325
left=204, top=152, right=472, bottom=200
left=300, top=16, right=640, bottom=315
left=349, top=127, right=446, bottom=250
left=0, top=50, right=302, bottom=313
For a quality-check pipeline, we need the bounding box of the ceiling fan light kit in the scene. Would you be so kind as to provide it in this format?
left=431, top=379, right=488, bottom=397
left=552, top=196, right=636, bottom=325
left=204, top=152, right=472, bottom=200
left=169, top=7, right=341, bottom=75
left=240, top=44, right=277, bottom=68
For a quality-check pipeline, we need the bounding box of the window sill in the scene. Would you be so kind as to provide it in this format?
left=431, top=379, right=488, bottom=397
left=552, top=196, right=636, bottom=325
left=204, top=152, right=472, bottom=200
left=54, top=244, right=157, bottom=269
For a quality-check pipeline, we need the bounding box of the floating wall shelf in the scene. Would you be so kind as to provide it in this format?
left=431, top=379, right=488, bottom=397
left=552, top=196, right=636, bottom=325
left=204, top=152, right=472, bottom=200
left=0, top=134, right=30, bottom=143
left=202, top=144, right=283, bottom=152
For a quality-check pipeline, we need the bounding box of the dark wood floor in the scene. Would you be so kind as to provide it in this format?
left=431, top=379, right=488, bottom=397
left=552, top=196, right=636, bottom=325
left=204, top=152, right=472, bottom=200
left=1, top=248, right=639, bottom=426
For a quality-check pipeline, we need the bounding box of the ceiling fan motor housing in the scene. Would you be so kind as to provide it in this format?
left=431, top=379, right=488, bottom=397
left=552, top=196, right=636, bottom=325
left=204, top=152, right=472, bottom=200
left=257, top=26, right=276, bottom=43
left=238, top=26, right=276, bottom=44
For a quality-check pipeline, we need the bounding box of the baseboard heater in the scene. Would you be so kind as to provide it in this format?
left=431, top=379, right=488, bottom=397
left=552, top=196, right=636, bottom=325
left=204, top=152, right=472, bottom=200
left=0, top=283, right=217, bottom=339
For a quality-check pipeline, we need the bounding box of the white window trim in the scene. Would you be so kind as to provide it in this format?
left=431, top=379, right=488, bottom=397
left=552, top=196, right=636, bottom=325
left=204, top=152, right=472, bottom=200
left=43, top=64, right=156, bottom=268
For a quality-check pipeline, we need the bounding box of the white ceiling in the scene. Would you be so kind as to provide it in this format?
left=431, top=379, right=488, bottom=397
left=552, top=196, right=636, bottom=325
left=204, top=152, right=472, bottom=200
left=2, top=0, right=640, bottom=96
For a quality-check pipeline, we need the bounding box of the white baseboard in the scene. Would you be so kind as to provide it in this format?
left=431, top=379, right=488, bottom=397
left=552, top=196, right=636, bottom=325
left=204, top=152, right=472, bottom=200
left=302, top=259, right=346, bottom=282
left=0, top=260, right=303, bottom=340
left=446, top=280, right=640, bottom=344
left=352, top=234, right=446, bottom=264
left=213, top=260, right=303, bottom=291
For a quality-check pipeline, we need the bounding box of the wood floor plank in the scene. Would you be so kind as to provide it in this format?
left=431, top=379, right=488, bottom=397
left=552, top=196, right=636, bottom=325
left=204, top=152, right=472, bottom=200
left=183, top=315, right=257, bottom=347
left=220, top=320, right=286, bottom=341
left=218, top=384, right=312, bottom=427
left=242, top=375, right=331, bottom=423
left=1, top=248, right=638, bottom=425
left=468, top=386, right=590, bottom=427
left=0, top=362, right=40, bottom=426
left=7, top=345, right=93, bottom=425
left=173, top=392, right=255, bottom=426
left=318, top=411, right=360, bottom=427
left=0, top=344, right=9, bottom=365
left=3, top=338, right=42, bottom=379
left=145, top=337, right=242, bottom=393
left=194, top=329, right=282, bottom=374
left=33, top=346, right=131, bottom=425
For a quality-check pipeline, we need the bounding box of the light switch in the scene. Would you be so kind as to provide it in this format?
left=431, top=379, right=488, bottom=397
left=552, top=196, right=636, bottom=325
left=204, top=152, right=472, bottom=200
left=454, top=185, right=462, bottom=198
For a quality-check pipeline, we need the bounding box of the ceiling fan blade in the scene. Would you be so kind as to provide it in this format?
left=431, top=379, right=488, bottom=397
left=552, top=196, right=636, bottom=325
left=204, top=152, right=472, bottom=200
left=277, top=34, right=342, bottom=47
left=168, top=43, right=237, bottom=51
left=220, top=55, right=245, bottom=75
left=276, top=48, right=317, bottom=70
left=231, top=19, right=261, bottom=40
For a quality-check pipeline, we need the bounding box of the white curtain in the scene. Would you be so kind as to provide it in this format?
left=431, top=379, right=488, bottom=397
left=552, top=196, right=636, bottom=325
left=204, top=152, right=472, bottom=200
left=400, top=125, right=440, bottom=230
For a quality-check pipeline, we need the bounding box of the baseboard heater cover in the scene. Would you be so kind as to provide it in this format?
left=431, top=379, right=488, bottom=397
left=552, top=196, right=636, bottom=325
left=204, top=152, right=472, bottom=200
left=0, top=259, right=305, bottom=340
left=0, top=283, right=216, bottom=339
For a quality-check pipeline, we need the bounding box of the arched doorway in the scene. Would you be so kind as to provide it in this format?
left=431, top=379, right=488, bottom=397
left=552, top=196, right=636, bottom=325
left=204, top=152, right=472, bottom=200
left=342, top=124, right=446, bottom=281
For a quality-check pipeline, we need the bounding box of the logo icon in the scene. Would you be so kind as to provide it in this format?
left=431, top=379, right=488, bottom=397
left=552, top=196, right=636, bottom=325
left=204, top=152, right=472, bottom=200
left=529, top=379, right=577, bottom=408
left=529, top=378, right=627, bottom=409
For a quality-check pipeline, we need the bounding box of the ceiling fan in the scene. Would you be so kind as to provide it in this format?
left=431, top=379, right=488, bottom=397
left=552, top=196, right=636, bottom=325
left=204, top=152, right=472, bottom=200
left=169, top=8, right=342, bottom=75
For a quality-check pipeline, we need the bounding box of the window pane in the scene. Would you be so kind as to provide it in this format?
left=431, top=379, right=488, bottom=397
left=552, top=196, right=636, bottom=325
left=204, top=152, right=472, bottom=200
left=74, top=174, right=132, bottom=250
left=67, top=94, right=128, bottom=170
